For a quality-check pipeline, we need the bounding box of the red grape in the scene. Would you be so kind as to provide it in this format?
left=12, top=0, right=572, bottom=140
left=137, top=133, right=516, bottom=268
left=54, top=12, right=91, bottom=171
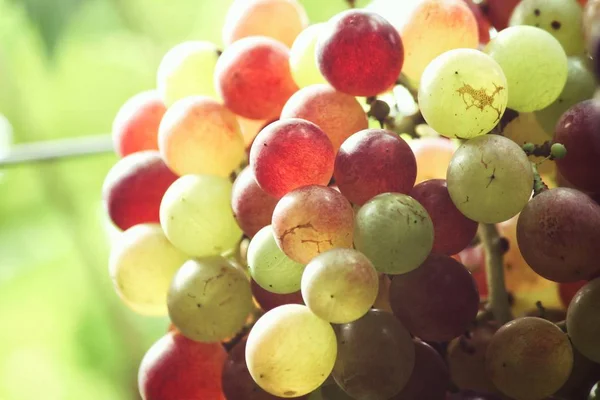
left=483, top=0, right=520, bottom=30
left=389, top=253, right=480, bottom=342
left=334, top=129, right=417, bottom=205
left=102, top=151, right=178, bottom=231
left=251, top=280, right=304, bottom=312
left=463, top=0, right=491, bottom=44
left=250, top=118, right=334, bottom=198
left=316, top=10, right=404, bottom=97
left=559, top=280, right=587, bottom=307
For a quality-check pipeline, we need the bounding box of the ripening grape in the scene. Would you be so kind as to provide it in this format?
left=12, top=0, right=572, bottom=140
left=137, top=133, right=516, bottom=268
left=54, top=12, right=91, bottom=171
left=567, top=278, right=600, bottom=363
left=485, top=26, right=568, bottom=112
left=112, top=90, right=165, bottom=157
left=280, top=84, right=368, bottom=151
left=168, top=256, right=253, bottom=342
left=418, top=49, right=508, bottom=139
left=389, top=254, right=480, bottom=341
left=316, top=9, right=404, bottom=96
left=485, top=0, right=521, bottom=30
left=334, top=129, right=417, bottom=205
left=332, top=310, right=415, bottom=400
left=247, top=225, right=306, bottom=294
left=158, top=96, right=245, bottom=177
left=103, top=151, right=178, bottom=231
left=215, top=36, right=298, bottom=120
left=237, top=116, right=271, bottom=149
left=486, top=317, right=573, bottom=400
left=246, top=304, right=337, bottom=397
left=109, top=224, right=188, bottom=316
left=138, top=331, right=227, bottom=400
left=555, top=341, right=600, bottom=400
left=517, top=188, right=600, bottom=282
left=271, top=185, right=354, bottom=264
left=301, top=249, right=378, bottom=324
left=160, top=175, right=242, bottom=258
left=510, top=0, right=586, bottom=56
left=250, top=119, right=334, bottom=198
left=354, top=193, right=434, bottom=275
left=222, top=0, right=308, bottom=48
left=251, top=280, right=304, bottom=312
left=409, top=137, right=456, bottom=183
left=463, top=0, right=491, bottom=44
left=156, top=41, right=220, bottom=107
left=446, top=134, right=534, bottom=224
left=289, top=24, right=327, bottom=88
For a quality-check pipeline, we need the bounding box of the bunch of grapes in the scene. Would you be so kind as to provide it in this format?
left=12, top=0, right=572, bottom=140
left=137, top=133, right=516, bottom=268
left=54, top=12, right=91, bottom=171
left=102, top=0, right=600, bottom=399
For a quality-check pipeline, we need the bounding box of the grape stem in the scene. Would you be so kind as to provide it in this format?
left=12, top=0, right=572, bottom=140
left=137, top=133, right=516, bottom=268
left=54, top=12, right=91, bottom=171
left=479, top=223, right=512, bottom=325
left=531, top=163, right=549, bottom=197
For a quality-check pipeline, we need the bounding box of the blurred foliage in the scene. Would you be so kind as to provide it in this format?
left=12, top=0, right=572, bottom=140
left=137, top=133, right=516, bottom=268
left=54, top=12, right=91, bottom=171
left=0, top=0, right=368, bottom=399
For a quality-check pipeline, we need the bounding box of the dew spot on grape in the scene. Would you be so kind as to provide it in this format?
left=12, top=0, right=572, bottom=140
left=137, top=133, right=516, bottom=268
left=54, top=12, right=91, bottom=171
left=456, top=83, right=505, bottom=122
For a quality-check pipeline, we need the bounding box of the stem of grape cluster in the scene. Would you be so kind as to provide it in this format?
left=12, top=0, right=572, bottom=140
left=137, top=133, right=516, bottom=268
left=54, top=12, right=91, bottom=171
left=479, top=223, right=512, bottom=325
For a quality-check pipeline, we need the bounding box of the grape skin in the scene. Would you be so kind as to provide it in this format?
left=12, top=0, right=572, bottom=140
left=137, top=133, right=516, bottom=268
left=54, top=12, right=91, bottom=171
left=289, top=23, right=327, bottom=88
left=567, top=278, right=600, bottom=364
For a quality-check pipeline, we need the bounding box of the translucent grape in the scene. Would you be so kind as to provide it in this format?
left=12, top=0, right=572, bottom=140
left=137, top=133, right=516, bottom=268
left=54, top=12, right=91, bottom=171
left=247, top=225, right=306, bottom=294
left=567, top=278, right=600, bottom=363
left=160, top=175, right=242, bottom=258
left=409, top=137, right=456, bottom=183
left=354, top=193, right=434, bottom=275
left=246, top=304, right=337, bottom=397
left=271, top=185, right=354, bottom=264
left=301, top=249, right=378, bottom=324
left=158, top=96, right=245, bottom=177
left=168, top=256, right=253, bottom=342
left=289, top=24, right=328, bottom=88
left=486, top=317, right=573, bottom=400
left=109, top=224, right=188, bottom=316
left=251, top=280, right=304, bottom=312
left=156, top=41, right=220, bottom=107
left=485, top=26, right=568, bottom=112
left=418, top=49, right=508, bottom=139
left=510, top=0, right=586, bottom=56
left=446, top=134, right=534, bottom=224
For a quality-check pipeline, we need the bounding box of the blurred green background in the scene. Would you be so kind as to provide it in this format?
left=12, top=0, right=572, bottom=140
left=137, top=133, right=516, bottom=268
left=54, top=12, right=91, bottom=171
left=0, top=0, right=373, bottom=398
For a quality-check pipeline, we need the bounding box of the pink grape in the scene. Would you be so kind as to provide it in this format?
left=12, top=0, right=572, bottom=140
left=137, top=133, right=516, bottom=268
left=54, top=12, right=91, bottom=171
left=409, top=137, right=456, bottom=183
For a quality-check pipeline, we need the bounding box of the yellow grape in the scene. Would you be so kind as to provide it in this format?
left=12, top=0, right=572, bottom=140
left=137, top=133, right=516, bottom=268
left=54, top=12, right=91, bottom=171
left=289, top=24, right=328, bottom=88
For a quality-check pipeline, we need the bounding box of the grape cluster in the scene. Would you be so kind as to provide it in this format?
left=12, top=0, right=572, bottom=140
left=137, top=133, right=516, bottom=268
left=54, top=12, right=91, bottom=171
left=102, top=0, right=600, bottom=399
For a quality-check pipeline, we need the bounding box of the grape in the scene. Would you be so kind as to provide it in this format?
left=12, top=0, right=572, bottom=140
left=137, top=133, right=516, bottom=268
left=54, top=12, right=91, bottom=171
left=271, top=185, right=354, bottom=264
left=559, top=280, right=587, bottom=307
left=158, top=96, right=245, bottom=178
left=109, top=224, right=188, bottom=316
left=396, top=0, right=479, bottom=83
left=410, top=179, right=478, bottom=255
left=316, top=9, right=404, bottom=97
left=247, top=225, right=306, bottom=294
left=463, top=0, right=491, bottom=44
left=215, top=36, right=298, bottom=120
left=160, top=175, right=242, bottom=258
left=250, top=119, right=334, bottom=198
left=484, top=0, right=521, bottom=30
left=102, top=151, right=178, bottom=231
left=167, top=256, right=253, bottom=342
left=567, top=278, right=600, bottom=363
left=222, top=0, right=308, bottom=48
left=555, top=344, right=600, bottom=400
left=232, top=167, right=279, bottom=238
left=409, top=137, right=456, bottom=183
left=301, top=248, right=378, bottom=324
left=354, top=193, right=434, bottom=275
left=112, top=90, right=165, bottom=157
left=333, top=129, right=417, bottom=205
left=332, top=310, right=415, bottom=400
left=446, top=134, right=534, bottom=224
left=251, top=280, right=304, bottom=312
left=509, top=0, right=586, bottom=56
left=389, top=253, right=480, bottom=341
left=554, top=99, right=600, bottom=192
left=238, top=116, right=271, bottom=149
left=392, top=339, right=449, bottom=400
left=485, top=26, right=568, bottom=112
left=289, top=24, right=328, bottom=88
left=138, top=331, right=227, bottom=400
left=418, top=49, right=508, bottom=139
left=372, top=274, right=393, bottom=313
left=245, top=304, right=337, bottom=397
left=516, top=187, right=600, bottom=282
left=485, top=317, right=573, bottom=400
left=280, top=84, right=368, bottom=151
left=156, top=41, right=220, bottom=107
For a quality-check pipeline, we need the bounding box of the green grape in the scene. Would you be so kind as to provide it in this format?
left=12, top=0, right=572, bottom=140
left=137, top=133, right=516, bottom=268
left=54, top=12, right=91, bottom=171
left=535, top=57, right=596, bottom=134
left=418, top=48, right=508, bottom=139
left=510, top=0, right=585, bottom=56
left=157, top=41, right=220, bottom=107
left=246, top=304, right=337, bottom=397
left=247, top=225, right=306, bottom=294
left=447, top=135, right=534, bottom=223
left=301, top=249, right=379, bottom=324
left=160, top=175, right=242, bottom=258
left=485, top=26, right=568, bottom=112
left=109, top=224, right=189, bottom=316
left=167, top=256, right=253, bottom=342
left=567, top=278, right=600, bottom=364
left=354, top=193, right=434, bottom=275
left=289, top=24, right=328, bottom=88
